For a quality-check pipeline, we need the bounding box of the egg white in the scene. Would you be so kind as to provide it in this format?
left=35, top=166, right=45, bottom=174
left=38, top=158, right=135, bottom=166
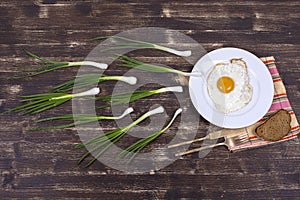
left=207, top=59, right=253, bottom=113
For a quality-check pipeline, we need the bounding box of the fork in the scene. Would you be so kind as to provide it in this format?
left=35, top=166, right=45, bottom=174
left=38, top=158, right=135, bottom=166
left=168, top=128, right=245, bottom=149
left=175, top=133, right=250, bottom=157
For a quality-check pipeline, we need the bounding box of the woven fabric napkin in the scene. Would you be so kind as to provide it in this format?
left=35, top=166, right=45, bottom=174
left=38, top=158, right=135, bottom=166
left=229, top=56, right=300, bottom=151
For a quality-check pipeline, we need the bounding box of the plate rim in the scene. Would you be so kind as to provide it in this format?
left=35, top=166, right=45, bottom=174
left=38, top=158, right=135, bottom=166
left=189, top=47, right=274, bottom=128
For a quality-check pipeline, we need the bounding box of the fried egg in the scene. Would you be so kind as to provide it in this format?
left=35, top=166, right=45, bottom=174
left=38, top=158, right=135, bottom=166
left=207, top=58, right=253, bottom=113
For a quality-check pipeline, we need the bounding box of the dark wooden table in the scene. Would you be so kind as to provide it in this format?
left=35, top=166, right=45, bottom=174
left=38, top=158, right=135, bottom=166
left=0, top=0, right=299, bottom=199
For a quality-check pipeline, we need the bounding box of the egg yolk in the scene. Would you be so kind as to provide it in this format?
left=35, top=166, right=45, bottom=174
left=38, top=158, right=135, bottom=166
left=217, top=76, right=234, bottom=93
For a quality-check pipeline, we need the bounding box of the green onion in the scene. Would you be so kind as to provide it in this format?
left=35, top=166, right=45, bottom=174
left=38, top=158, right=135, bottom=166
left=74, top=106, right=165, bottom=167
left=32, top=107, right=134, bottom=130
left=13, top=49, right=108, bottom=79
left=50, top=73, right=137, bottom=93
left=117, top=55, right=201, bottom=77
left=119, top=108, right=182, bottom=162
left=96, top=86, right=183, bottom=109
left=91, top=36, right=192, bottom=57
left=4, top=88, right=100, bottom=115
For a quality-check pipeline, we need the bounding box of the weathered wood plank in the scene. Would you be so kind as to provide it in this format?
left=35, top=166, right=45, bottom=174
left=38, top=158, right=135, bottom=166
left=0, top=189, right=156, bottom=199
left=0, top=0, right=299, bottom=199
left=13, top=173, right=299, bottom=191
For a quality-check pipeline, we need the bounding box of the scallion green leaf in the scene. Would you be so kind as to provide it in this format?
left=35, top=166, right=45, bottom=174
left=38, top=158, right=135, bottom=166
left=117, top=55, right=201, bottom=77
left=96, top=86, right=183, bottom=108
left=50, top=74, right=137, bottom=93
left=75, top=106, right=164, bottom=167
left=13, top=49, right=108, bottom=79
left=119, top=108, right=182, bottom=162
left=32, top=107, right=134, bottom=130
left=91, top=36, right=192, bottom=57
left=3, top=88, right=100, bottom=115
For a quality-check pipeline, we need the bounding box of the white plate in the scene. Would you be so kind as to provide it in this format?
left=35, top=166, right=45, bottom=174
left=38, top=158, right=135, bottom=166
left=189, top=47, right=274, bottom=128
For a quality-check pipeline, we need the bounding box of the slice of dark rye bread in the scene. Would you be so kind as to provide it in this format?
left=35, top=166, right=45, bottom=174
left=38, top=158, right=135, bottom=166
left=255, top=109, right=291, bottom=142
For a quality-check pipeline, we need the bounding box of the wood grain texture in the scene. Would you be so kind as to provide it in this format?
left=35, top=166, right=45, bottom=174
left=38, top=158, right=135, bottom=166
left=0, top=0, right=299, bottom=199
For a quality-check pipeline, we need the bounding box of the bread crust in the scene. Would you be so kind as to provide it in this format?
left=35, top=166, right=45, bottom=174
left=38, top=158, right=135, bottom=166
left=255, top=109, right=291, bottom=141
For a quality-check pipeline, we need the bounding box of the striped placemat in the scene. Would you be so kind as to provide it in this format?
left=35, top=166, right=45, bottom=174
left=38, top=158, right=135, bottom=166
left=229, top=56, right=300, bottom=151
